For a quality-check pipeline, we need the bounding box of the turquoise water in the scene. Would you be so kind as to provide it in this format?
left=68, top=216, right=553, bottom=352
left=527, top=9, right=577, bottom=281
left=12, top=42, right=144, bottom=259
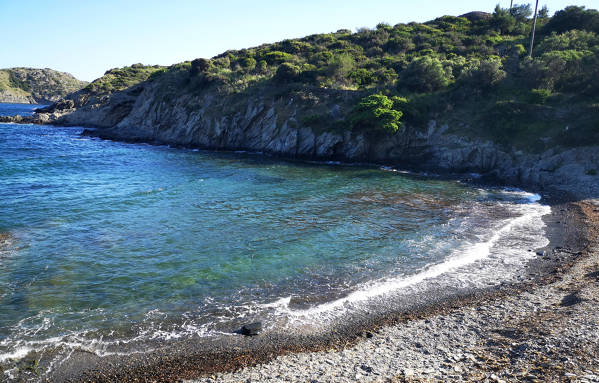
left=0, top=103, right=550, bottom=375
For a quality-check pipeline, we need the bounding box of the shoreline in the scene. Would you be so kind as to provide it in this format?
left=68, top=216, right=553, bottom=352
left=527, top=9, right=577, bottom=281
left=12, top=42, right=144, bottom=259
left=194, top=202, right=599, bottom=383
left=0, top=118, right=595, bottom=202
left=44, top=198, right=597, bottom=383
left=2, top=118, right=596, bottom=382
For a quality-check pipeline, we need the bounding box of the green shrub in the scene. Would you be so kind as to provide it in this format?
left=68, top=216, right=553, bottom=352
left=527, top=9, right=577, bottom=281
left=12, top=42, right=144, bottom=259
left=190, top=58, right=212, bottom=75
left=241, top=57, right=257, bottom=70
left=348, top=68, right=375, bottom=87
left=529, top=88, right=552, bottom=104
left=257, top=60, right=268, bottom=73
left=350, top=94, right=404, bottom=134
left=513, top=43, right=527, bottom=56
left=327, top=53, right=356, bottom=77
left=399, top=56, right=451, bottom=92
left=458, top=57, right=506, bottom=90
left=274, top=63, right=301, bottom=83
left=263, top=51, right=294, bottom=65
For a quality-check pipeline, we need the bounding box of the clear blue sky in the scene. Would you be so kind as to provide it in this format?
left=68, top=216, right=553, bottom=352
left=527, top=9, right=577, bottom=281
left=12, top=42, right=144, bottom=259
left=0, top=0, right=593, bottom=81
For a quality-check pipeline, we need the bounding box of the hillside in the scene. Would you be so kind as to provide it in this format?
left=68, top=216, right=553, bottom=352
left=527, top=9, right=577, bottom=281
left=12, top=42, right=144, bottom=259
left=0, top=67, right=88, bottom=104
left=12, top=5, right=599, bottom=197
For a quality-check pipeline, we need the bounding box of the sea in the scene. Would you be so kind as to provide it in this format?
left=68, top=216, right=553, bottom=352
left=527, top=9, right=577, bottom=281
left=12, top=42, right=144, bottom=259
left=0, top=102, right=550, bottom=380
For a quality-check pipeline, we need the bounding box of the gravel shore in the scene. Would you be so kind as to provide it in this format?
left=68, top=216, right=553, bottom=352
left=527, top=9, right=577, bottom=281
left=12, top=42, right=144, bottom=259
left=188, top=200, right=599, bottom=383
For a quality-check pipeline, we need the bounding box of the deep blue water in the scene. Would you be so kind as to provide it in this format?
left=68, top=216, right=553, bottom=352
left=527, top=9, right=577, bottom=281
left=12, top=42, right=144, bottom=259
left=0, top=103, right=549, bottom=377
left=0, top=103, right=45, bottom=117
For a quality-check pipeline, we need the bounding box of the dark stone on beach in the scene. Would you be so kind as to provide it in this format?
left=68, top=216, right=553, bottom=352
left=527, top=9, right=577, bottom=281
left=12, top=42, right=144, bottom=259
left=357, top=331, right=374, bottom=339
left=537, top=250, right=547, bottom=256
left=560, top=291, right=583, bottom=307
left=360, top=365, right=374, bottom=373
left=239, top=322, right=262, bottom=336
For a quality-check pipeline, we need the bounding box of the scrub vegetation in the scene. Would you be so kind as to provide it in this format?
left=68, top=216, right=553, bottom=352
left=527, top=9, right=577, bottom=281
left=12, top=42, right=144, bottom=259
left=75, top=5, right=599, bottom=151
left=0, top=68, right=87, bottom=103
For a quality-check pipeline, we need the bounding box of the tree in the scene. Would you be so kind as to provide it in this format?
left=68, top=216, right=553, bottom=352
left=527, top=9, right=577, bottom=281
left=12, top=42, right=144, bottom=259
left=529, top=0, right=539, bottom=57
left=327, top=53, right=356, bottom=78
left=491, top=5, right=516, bottom=34
left=542, top=6, right=599, bottom=34
left=350, top=94, right=404, bottom=134
left=511, top=3, right=533, bottom=22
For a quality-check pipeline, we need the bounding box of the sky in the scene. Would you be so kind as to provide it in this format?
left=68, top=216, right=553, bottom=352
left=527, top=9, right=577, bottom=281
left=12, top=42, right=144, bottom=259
left=0, top=0, right=594, bottom=82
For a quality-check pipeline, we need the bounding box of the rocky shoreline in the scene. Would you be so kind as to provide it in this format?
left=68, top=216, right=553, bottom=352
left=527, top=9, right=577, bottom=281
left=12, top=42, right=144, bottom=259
left=2, top=107, right=598, bottom=382
left=38, top=197, right=596, bottom=383
left=188, top=200, right=599, bottom=383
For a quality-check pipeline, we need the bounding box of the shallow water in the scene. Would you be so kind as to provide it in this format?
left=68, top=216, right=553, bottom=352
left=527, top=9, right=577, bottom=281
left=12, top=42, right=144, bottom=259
left=0, top=103, right=550, bottom=378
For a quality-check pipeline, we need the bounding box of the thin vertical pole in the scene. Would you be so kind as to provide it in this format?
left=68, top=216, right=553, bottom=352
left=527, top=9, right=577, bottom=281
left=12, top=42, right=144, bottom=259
left=529, top=0, right=539, bottom=57
left=510, top=0, right=514, bottom=14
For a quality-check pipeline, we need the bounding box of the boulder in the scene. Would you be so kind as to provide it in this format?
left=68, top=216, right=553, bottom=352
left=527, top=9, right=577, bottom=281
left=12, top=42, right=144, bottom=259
left=239, top=322, right=262, bottom=336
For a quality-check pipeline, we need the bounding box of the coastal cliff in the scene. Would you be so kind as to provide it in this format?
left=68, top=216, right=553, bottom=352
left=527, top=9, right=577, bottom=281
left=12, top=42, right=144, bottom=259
left=0, top=67, right=87, bottom=104
left=6, top=5, right=599, bottom=199
left=20, top=75, right=598, bottom=201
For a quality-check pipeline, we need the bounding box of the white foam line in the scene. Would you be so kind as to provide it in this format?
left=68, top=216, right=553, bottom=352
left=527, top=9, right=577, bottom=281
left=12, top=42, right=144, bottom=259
left=0, top=347, right=32, bottom=363
left=272, top=198, right=550, bottom=319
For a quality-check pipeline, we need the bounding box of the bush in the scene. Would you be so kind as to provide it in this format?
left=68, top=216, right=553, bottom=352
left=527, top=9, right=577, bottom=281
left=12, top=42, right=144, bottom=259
left=399, top=56, right=451, bottom=92
left=513, top=43, right=527, bottom=56
left=257, top=60, right=268, bottom=73
left=190, top=58, right=212, bottom=75
left=327, top=53, right=356, bottom=77
left=348, top=68, right=375, bottom=87
left=458, top=57, right=506, bottom=90
left=274, top=63, right=301, bottom=83
left=263, top=51, right=294, bottom=65
left=350, top=94, right=404, bottom=134
left=386, top=37, right=416, bottom=53
left=529, top=88, right=552, bottom=104
left=536, top=30, right=599, bottom=53
left=241, top=57, right=257, bottom=71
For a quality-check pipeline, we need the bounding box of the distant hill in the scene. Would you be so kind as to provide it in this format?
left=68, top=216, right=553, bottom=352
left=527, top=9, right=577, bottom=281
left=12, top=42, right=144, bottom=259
left=0, top=68, right=88, bottom=104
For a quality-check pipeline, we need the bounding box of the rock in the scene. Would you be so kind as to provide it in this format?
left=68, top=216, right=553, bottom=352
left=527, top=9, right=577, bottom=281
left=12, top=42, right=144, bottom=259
left=360, top=365, right=373, bottom=373
left=239, top=322, right=262, bottom=336
left=560, top=292, right=583, bottom=307
left=537, top=250, right=547, bottom=256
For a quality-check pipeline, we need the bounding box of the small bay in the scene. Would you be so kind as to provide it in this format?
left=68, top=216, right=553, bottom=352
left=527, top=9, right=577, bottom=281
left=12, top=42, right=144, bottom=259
left=0, top=103, right=548, bottom=371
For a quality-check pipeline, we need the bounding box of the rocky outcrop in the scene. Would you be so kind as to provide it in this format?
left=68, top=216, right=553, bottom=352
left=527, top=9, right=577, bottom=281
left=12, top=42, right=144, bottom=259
left=0, top=68, right=88, bottom=104
left=12, top=77, right=598, bottom=201
left=0, top=89, right=34, bottom=104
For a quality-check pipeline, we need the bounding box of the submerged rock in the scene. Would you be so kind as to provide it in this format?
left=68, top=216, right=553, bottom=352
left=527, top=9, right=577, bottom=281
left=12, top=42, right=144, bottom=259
left=239, top=322, right=262, bottom=336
